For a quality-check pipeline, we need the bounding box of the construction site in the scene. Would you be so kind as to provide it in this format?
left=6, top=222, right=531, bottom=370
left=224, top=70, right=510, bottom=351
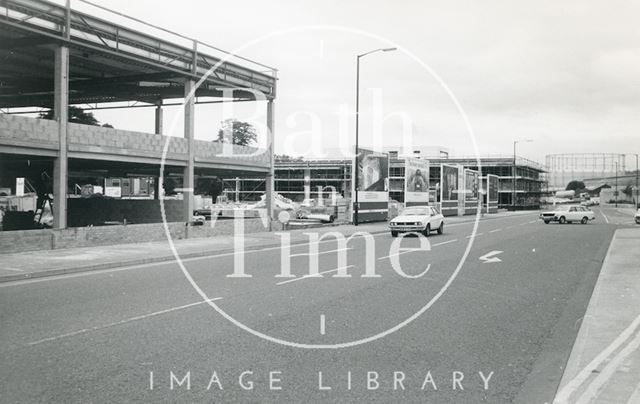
left=0, top=0, right=278, bottom=250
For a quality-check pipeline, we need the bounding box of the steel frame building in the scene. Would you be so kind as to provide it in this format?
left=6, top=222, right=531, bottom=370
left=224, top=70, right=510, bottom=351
left=225, top=156, right=546, bottom=210
left=0, top=0, right=277, bottom=228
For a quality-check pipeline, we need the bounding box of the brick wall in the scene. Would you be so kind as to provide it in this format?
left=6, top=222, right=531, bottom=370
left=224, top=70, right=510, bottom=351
left=0, top=114, right=58, bottom=150
left=0, top=115, right=269, bottom=168
left=67, top=122, right=188, bottom=160
left=0, top=217, right=275, bottom=253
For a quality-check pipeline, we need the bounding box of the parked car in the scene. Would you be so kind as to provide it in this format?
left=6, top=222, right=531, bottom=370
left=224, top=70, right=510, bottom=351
left=539, top=205, right=596, bottom=224
left=635, top=209, right=640, bottom=224
left=388, top=206, right=444, bottom=237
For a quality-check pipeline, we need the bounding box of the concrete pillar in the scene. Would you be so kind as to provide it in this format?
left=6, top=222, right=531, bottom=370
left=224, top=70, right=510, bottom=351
left=265, top=99, right=275, bottom=227
left=182, top=80, right=195, bottom=222
left=53, top=45, right=69, bottom=229
left=154, top=102, right=163, bottom=135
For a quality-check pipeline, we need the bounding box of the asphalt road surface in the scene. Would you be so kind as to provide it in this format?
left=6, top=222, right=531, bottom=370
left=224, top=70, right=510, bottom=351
left=1, top=207, right=636, bottom=403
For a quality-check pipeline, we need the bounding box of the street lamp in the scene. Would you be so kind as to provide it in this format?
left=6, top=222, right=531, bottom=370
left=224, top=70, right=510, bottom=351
left=615, top=161, right=618, bottom=208
left=353, top=47, right=397, bottom=226
left=632, top=154, right=639, bottom=208
left=512, top=139, right=533, bottom=211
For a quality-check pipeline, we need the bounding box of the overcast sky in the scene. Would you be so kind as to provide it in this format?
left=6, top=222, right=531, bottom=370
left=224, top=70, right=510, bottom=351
left=83, top=0, right=639, bottom=166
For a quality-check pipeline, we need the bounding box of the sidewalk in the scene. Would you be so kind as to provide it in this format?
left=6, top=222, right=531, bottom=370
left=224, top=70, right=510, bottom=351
left=554, top=228, right=640, bottom=403
left=0, top=209, right=537, bottom=283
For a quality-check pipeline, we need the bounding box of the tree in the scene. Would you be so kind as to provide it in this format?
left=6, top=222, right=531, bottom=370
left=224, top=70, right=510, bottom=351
left=39, top=106, right=113, bottom=127
left=216, top=119, right=257, bottom=146
left=566, top=180, right=586, bottom=191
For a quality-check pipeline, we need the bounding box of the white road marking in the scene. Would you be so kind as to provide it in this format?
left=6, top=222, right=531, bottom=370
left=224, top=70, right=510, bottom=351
left=290, top=247, right=353, bottom=258
left=377, top=238, right=459, bottom=260
left=489, top=229, right=502, bottom=233
left=432, top=239, right=459, bottom=247
left=0, top=267, right=24, bottom=272
left=479, top=250, right=503, bottom=264
left=519, top=222, right=528, bottom=226
left=275, top=266, right=354, bottom=286
left=377, top=249, right=415, bottom=261
left=27, top=297, right=224, bottom=346
left=600, top=209, right=610, bottom=224
left=575, top=323, right=640, bottom=403
left=529, top=220, right=537, bottom=224
left=320, top=314, right=326, bottom=335
left=554, top=313, right=640, bottom=403
left=466, top=233, right=484, bottom=238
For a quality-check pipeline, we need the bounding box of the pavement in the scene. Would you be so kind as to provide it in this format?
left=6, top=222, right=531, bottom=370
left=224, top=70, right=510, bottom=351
left=0, top=209, right=534, bottom=283
left=553, top=227, right=640, bottom=404
left=0, top=207, right=638, bottom=403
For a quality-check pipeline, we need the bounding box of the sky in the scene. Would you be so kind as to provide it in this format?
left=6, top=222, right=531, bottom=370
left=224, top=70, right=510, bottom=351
left=73, top=0, right=639, bottom=166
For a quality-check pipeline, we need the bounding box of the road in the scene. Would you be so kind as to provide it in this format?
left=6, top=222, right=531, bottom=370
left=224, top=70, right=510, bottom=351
left=0, top=207, right=636, bottom=403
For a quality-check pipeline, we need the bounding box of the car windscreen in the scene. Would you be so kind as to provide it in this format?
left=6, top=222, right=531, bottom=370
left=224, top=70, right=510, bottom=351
left=401, top=208, right=429, bottom=216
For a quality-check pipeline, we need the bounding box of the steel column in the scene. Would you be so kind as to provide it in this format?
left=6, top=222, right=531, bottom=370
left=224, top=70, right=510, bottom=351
left=266, top=99, right=275, bottom=228
left=52, top=45, right=69, bottom=229
left=182, top=80, right=195, bottom=222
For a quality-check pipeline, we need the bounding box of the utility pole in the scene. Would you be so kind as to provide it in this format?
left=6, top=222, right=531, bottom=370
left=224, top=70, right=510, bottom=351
left=353, top=47, right=396, bottom=225
left=615, top=161, right=618, bottom=208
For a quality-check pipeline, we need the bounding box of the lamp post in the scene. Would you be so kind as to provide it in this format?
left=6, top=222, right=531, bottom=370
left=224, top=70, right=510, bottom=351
left=614, top=161, right=618, bottom=208
left=633, top=154, right=639, bottom=208
left=512, top=139, right=533, bottom=211
left=354, top=47, right=396, bottom=226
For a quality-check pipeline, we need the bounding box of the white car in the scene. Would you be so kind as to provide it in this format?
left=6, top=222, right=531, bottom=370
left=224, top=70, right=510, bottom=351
left=539, top=205, right=596, bottom=224
left=635, top=209, right=640, bottom=224
left=389, top=206, right=444, bottom=237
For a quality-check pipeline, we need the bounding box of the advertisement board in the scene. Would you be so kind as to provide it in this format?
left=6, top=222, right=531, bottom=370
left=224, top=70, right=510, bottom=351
left=404, top=158, right=430, bottom=204
left=464, top=169, right=480, bottom=203
left=464, top=169, right=480, bottom=215
left=440, top=164, right=459, bottom=202
left=353, top=148, right=389, bottom=222
left=488, top=174, right=499, bottom=203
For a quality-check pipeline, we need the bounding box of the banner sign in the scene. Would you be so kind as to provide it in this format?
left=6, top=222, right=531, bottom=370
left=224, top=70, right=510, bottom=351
left=353, top=148, right=389, bottom=222
left=404, top=158, right=430, bottom=204
left=440, top=164, right=459, bottom=202
left=488, top=174, right=499, bottom=203
left=464, top=169, right=480, bottom=203
left=355, top=148, right=389, bottom=202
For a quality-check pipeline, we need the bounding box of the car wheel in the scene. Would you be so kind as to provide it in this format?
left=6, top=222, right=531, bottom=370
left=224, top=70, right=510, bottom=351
left=544, top=220, right=550, bottom=224
left=391, top=231, right=398, bottom=237
left=423, top=224, right=431, bottom=237
left=581, top=217, right=588, bottom=224
left=437, top=222, right=444, bottom=235
left=559, top=216, right=566, bottom=224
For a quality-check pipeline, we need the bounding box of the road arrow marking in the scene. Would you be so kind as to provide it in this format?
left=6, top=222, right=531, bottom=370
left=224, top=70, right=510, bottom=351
left=479, top=250, right=503, bottom=263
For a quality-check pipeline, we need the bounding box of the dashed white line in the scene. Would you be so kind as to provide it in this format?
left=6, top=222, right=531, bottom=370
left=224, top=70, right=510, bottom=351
left=489, top=229, right=502, bottom=233
left=275, top=265, right=355, bottom=285
left=27, top=297, right=224, bottom=346
left=466, top=233, right=484, bottom=238
left=1, top=267, right=24, bottom=272
left=377, top=238, right=459, bottom=260
left=320, top=314, right=326, bottom=335
left=600, top=209, right=610, bottom=224
left=290, top=247, right=353, bottom=258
